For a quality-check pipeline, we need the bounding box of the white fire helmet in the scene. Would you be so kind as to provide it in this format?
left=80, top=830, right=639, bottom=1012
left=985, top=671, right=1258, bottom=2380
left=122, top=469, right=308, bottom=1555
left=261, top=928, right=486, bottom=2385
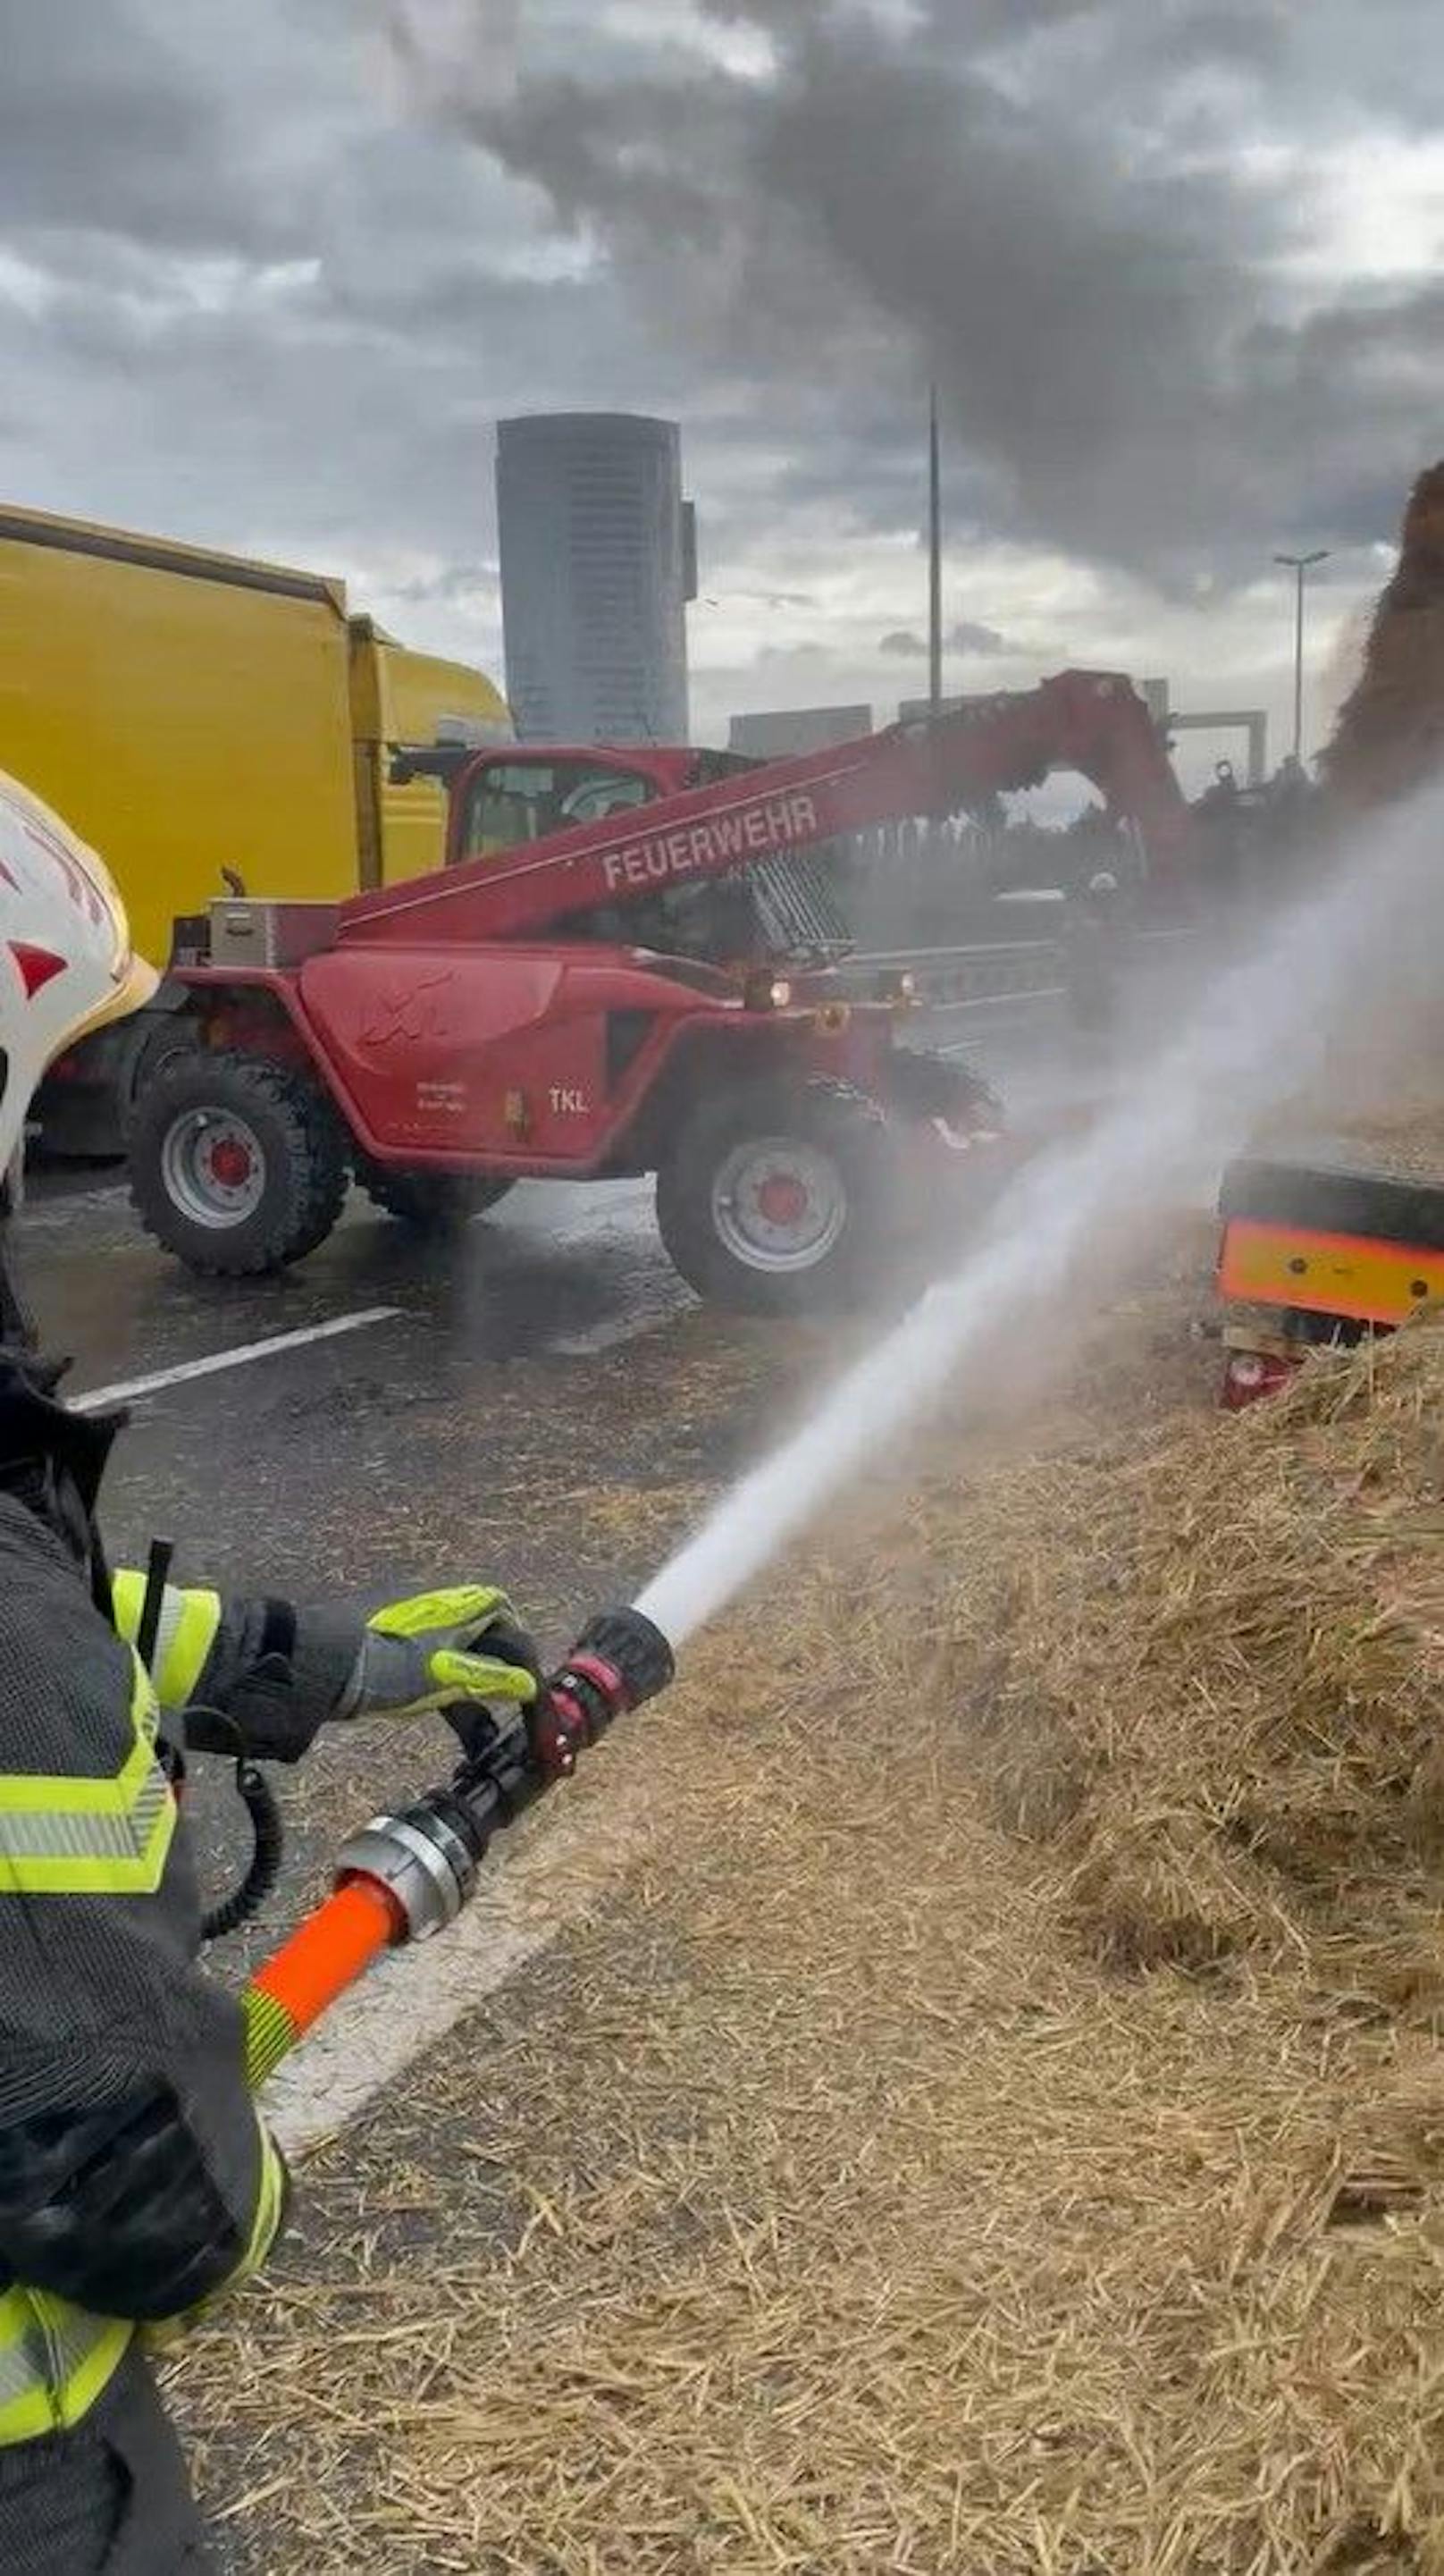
left=0, top=770, right=157, bottom=1182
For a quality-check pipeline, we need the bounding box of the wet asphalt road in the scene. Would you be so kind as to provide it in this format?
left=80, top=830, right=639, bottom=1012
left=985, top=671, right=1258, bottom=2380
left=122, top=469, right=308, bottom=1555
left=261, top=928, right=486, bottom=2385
left=20, top=1169, right=736, bottom=1966
left=16, top=994, right=1111, bottom=1979
left=4, top=974, right=1221, bottom=2570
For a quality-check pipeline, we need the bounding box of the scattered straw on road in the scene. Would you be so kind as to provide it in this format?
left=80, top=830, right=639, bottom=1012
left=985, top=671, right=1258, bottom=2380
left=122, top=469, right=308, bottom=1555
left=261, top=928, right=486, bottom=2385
left=180, top=1307, right=1444, bottom=2574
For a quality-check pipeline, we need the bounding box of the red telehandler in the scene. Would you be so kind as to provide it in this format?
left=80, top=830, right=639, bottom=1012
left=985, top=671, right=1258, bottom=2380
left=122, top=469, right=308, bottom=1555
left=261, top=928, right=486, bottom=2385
left=127, top=670, right=1190, bottom=1313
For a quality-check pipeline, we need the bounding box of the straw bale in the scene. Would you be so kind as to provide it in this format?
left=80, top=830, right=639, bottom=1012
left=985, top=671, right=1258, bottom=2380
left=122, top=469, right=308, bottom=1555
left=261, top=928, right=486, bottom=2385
left=1325, top=461, right=1444, bottom=810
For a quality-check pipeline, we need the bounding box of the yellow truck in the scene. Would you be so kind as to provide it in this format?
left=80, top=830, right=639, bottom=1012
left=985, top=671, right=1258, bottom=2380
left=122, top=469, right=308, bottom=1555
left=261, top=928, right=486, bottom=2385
left=0, top=501, right=511, bottom=1149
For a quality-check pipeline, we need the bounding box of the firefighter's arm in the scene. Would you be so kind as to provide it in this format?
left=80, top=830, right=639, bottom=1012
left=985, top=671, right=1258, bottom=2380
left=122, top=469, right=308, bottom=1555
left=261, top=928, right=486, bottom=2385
left=0, top=2069, right=288, bottom=2326
left=0, top=1536, right=286, bottom=2326
left=112, top=1572, right=540, bottom=1762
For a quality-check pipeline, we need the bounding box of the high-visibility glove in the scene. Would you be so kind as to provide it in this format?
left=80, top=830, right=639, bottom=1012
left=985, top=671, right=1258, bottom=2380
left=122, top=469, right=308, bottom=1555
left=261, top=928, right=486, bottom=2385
left=113, top=1574, right=541, bottom=1758
left=336, top=1586, right=542, bottom=1723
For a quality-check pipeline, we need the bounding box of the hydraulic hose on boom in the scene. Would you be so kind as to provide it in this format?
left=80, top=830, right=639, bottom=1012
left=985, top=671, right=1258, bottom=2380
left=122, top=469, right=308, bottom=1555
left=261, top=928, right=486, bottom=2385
left=239, top=1607, right=675, bottom=2090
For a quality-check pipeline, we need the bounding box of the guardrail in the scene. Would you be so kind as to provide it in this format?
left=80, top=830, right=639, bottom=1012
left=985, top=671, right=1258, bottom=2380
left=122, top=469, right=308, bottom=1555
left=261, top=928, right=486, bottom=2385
left=840, top=923, right=1201, bottom=1014
left=839, top=939, right=1067, bottom=1012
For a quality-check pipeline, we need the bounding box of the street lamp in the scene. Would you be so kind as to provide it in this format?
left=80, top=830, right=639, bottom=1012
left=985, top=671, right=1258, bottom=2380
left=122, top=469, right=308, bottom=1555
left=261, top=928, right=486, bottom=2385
left=928, top=382, right=944, bottom=723
left=1274, top=548, right=1330, bottom=764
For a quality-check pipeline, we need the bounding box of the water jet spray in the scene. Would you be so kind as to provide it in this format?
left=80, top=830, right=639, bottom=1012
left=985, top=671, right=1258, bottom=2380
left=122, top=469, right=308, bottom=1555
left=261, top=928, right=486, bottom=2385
left=631, top=782, right=1444, bottom=1650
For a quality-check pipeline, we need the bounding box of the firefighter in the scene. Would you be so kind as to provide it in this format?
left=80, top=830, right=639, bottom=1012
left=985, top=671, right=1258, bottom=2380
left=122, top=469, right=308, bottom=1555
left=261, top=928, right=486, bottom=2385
left=0, top=771, right=539, bottom=2573
left=1062, top=865, right=1123, bottom=1037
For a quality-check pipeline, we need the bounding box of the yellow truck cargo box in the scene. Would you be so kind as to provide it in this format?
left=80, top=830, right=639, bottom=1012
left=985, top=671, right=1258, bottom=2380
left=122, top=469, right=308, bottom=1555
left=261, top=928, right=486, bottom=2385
left=0, top=501, right=510, bottom=969
left=0, top=504, right=363, bottom=967
left=0, top=501, right=510, bottom=1149
left=348, top=622, right=512, bottom=892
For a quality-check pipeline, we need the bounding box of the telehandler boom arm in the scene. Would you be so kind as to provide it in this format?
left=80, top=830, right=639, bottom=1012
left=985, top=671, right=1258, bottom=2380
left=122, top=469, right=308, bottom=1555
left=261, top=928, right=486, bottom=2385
left=339, top=670, right=1190, bottom=950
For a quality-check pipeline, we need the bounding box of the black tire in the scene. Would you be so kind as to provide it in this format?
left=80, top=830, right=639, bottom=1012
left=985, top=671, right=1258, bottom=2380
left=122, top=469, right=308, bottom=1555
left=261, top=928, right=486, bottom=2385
left=656, top=1075, right=891, bottom=1316
left=129, top=1052, right=348, bottom=1275
left=357, top=1166, right=513, bottom=1231
left=120, top=1014, right=203, bottom=1137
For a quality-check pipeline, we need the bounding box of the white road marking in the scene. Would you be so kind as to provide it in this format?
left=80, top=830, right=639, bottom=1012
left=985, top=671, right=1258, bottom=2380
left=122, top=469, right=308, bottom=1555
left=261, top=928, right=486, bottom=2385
left=264, top=1803, right=651, bottom=2154
left=71, top=1308, right=403, bottom=1413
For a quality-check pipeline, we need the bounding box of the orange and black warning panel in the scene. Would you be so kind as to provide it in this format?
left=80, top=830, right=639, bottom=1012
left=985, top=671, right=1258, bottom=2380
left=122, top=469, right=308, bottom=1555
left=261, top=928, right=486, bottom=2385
left=1218, top=1158, right=1444, bottom=1326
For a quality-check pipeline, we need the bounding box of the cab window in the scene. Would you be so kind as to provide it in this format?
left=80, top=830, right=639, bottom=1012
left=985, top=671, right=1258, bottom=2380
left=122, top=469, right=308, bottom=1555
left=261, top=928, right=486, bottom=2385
left=460, top=760, right=655, bottom=857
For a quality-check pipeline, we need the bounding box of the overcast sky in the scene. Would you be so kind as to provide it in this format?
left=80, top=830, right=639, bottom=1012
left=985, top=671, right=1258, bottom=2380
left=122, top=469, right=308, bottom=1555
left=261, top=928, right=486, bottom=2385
left=1, top=0, right=1440, bottom=786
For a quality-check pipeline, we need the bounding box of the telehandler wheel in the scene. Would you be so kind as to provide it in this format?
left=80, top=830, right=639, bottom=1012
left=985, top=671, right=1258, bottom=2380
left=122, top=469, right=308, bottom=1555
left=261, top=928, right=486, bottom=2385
left=357, top=1166, right=513, bottom=1231
left=121, top=1013, right=203, bottom=1132
left=129, top=1052, right=348, bottom=1275
left=657, top=1076, right=892, bottom=1316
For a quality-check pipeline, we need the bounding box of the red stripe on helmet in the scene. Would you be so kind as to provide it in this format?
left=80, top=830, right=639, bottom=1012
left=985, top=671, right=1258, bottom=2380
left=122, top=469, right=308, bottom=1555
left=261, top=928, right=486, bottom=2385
left=9, top=942, right=67, bottom=998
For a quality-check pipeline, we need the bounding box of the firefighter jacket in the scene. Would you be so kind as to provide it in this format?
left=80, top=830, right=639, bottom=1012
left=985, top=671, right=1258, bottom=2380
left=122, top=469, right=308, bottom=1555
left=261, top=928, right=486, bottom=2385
left=0, top=1489, right=294, bottom=2443
left=0, top=1344, right=448, bottom=2450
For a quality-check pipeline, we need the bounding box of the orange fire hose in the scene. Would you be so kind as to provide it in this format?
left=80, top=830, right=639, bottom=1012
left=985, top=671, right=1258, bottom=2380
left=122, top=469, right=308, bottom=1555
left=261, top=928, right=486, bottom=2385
left=241, top=1880, right=406, bottom=2089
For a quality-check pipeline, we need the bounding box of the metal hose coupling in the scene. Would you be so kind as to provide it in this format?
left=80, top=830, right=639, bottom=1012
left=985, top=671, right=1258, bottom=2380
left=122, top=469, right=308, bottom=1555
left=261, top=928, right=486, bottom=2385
left=333, top=1793, right=483, bottom=1943
left=532, top=1606, right=675, bottom=1780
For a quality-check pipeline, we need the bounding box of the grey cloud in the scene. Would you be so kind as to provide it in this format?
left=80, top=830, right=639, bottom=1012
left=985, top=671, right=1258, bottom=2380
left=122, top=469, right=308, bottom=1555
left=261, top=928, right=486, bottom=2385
left=919, top=2, right=1438, bottom=121
left=0, top=0, right=1431, bottom=766
left=879, top=620, right=1010, bottom=657
left=951, top=619, right=1011, bottom=655
left=0, top=0, right=365, bottom=256
left=0, top=0, right=694, bottom=579
left=755, top=640, right=829, bottom=662
left=385, top=0, right=1444, bottom=585
left=387, top=560, right=500, bottom=603
left=0, top=2, right=226, bottom=247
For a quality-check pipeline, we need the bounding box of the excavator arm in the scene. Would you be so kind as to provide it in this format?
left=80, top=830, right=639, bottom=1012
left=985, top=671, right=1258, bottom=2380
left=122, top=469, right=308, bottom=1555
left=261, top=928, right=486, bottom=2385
left=339, top=671, right=1191, bottom=951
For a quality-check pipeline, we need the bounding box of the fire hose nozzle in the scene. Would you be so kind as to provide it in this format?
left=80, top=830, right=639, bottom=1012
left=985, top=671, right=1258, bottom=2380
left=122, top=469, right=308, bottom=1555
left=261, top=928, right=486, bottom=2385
left=568, top=1606, right=675, bottom=1708
left=332, top=1610, right=675, bottom=1928
left=533, top=1606, right=675, bottom=1780
left=243, top=1605, right=677, bottom=2087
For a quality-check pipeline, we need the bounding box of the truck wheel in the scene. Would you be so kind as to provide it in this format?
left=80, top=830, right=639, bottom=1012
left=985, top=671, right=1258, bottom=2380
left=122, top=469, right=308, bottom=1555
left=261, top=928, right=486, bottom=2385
left=122, top=1013, right=202, bottom=1126
left=657, top=1077, right=891, bottom=1316
left=357, top=1167, right=513, bottom=1231
left=129, top=1053, right=347, bottom=1275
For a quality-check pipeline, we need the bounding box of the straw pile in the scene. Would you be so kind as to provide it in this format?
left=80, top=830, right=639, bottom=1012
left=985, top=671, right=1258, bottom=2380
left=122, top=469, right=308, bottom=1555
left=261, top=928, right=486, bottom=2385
left=936, top=1321, right=1444, bottom=1994
left=181, top=1317, right=1444, bottom=2575
left=1324, top=461, right=1444, bottom=810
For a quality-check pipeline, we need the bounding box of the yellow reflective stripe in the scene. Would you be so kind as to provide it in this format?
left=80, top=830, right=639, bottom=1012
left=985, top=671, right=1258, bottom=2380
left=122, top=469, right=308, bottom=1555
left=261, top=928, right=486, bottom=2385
left=0, top=1653, right=159, bottom=1817
left=0, top=1713, right=153, bottom=1816
left=0, top=1795, right=175, bottom=1894
left=236, top=2123, right=287, bottom=2281
left=109, top=1569, right=148, bottom=1652
left=0, top=2287, right=131, bottom=2444
left=0, top=1654, right=177, bottom=1896
left=110, top=1573, right=222, bottom=1706
left=36, top=2302, right=131, bottom=2432
left=243, top=1983, right=298, bottom=2091
left=158, top=1587, right=222, bottom=1703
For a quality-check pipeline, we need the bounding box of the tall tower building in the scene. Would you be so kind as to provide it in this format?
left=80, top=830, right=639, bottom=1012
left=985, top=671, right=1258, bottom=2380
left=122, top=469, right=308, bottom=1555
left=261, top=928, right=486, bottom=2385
left=496, top=412, right=694, bottom=744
